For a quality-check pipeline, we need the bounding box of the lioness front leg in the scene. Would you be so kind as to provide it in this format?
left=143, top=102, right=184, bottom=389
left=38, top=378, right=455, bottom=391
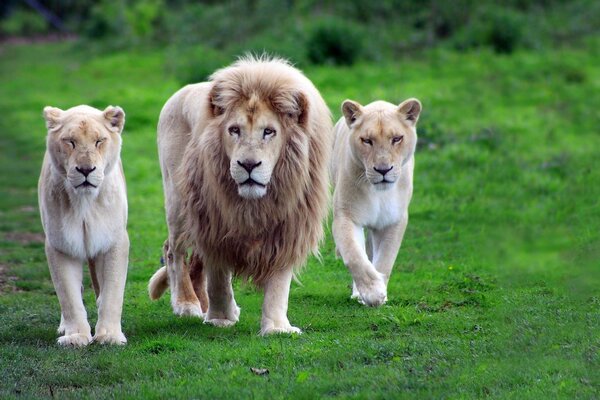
left=46, top=244, right=92, bottom=347
left=93, top=237, right=129, bottom=345
left=371, top=217, right=407, bottom=285
left=333, top=216, right=387, bottom=307
left=204, top=266, right=240, bottom=327
left=260, top=267, right=301, bottom=335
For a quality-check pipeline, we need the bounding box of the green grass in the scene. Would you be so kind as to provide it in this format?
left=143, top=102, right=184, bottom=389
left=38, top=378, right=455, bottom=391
left=0, top=40, right=599, bottom=399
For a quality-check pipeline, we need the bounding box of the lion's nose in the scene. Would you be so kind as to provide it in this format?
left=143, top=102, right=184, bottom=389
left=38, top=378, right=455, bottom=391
left=373, top=166, right=393, bottom=176
left=237, top=160, right=262, bottom=173
left=76, top=166, right=96, bottom=177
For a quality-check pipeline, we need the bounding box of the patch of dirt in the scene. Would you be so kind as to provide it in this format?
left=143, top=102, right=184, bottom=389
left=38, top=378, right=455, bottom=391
left=0, top=263, right=22, bottom=294
left=3, top=232, right=45, bottom=245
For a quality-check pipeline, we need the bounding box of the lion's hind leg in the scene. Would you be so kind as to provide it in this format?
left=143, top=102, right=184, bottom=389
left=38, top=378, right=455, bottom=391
left=189, top=251, right=209, bottom=313
left=204, top=265, right=240, bottom=327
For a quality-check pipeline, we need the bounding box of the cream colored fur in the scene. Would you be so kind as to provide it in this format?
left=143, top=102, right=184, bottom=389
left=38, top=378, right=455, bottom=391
left=148, top=56, right=332, bottom=335
left=39, top=105, right=129, bottom=346
left=331, top=98, right=421, bottom=306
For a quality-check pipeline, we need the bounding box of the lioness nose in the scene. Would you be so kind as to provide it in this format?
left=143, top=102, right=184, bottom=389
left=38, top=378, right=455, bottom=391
left=237, top=160, right=262, bottom=173
left=374, top=166, right=393, bottom=176
left=76, top=166, right=96, bottom=177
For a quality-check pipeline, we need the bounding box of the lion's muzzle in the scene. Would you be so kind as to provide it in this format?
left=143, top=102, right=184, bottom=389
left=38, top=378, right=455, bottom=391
left=230, top=158, right=270, bottom=199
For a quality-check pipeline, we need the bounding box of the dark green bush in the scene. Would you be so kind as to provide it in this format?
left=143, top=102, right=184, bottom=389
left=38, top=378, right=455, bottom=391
left=453, top=6, right=524, bottom=54
left=306, top=17, right=364, bottom=66
left=0, top=8, right=47, bottom=36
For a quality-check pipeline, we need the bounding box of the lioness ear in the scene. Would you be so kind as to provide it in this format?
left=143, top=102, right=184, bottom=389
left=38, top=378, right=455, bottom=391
left=43, top=106, right=63, bottom=131
left=341, top=100, right=363, bottom=128
left=398, top=98, right=422, bottom=126
left=103, top=106, right=126, bottom=133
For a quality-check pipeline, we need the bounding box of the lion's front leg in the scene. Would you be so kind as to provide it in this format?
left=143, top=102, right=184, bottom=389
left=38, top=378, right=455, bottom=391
left=204, top=266, right=240, bottom=327
left=333, top=216, right=387, bottom=307
left=260, top=267, right=301, bottom=335
left=92, top=236, right=129, bottom=345
left=46, top=243, right=92, bottom=347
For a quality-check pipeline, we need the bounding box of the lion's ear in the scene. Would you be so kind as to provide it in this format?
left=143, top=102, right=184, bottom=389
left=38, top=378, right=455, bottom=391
left=272, top=90, right=309, bottom=126
left=397, top=98, right=422, bottom=126
left=292, top=91, right=309, bottom=126
left=103, top=106, right=126, bottom=133
left=341, top=100, right=363, bottom=128
left=208, top=86, right=225, bottom=118
left=43, top=106, right=63, bottom=131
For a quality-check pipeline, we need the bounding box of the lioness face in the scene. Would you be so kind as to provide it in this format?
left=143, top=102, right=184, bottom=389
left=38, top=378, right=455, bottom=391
left=43, top=105, right=125, bottom=194
left=342, top=99, right=421, bottom=191
left=223, top=100, right=284, bottom=199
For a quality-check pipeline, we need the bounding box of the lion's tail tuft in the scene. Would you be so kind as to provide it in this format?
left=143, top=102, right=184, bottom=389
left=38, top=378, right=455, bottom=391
left=148, top=266, right=169, bottom=300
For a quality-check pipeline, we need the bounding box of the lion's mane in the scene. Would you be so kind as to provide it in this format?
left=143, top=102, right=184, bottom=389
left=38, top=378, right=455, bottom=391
left=179, top=57, right=332, bottom=286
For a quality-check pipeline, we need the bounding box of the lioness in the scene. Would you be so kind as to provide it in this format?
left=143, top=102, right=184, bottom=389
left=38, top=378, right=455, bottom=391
left=39, top=105, right=129, bottom=346
left=331, top=98, right=421, bottom=306
left=148, top=56, right=332, bottom=335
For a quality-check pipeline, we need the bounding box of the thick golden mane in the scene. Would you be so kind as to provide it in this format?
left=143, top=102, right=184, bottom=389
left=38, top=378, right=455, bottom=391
left=179, top=57, right=332, bottom=286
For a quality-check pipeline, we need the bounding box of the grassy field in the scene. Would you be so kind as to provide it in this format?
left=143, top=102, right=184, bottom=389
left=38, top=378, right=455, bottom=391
left=0, top=40, right=599, bottom=399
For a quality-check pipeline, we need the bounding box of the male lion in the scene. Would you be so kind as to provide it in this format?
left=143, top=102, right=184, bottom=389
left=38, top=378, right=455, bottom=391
left=331, top=98, right=421, bottom=306
left=148, top=56, right=332, bottom=335
left=39, top=105, right=129, bottom=346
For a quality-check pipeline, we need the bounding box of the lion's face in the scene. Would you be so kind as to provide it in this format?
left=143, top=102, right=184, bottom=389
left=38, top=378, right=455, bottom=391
left=222, top=100, right=285, bottom=200
left=43, top=105, right=125, bottom=195
left=343, top=99, right=421, bottom=191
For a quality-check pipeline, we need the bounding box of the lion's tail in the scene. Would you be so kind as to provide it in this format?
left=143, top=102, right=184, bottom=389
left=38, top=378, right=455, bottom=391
left=148, top=266, right=169, bottom=300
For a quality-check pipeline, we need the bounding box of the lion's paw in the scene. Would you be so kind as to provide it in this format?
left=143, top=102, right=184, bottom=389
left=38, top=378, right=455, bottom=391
left=172, top=301, right=203, bottom=318
left=57, top=333, right=92, bottom=347
left=93, top=330, right=127, bottom=345
left=356, top=275, right=387, bottom=307
left=205, top=318, right=237, bottom=328
left=260, top=318, right=302, bottom=336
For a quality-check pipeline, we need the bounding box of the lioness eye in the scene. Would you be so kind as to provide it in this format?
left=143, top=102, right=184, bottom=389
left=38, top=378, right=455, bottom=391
left=392, top=136, right=404, bottom=144
left=361, top=138, right=373, bottom=146
left=68, top=140, right=75, bottom=149
left=263, top=128, right=276, bottom=138
left=228, top=126, right=240, bottom=136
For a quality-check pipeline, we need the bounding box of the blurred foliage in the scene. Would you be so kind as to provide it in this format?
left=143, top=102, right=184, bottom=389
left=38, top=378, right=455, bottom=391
left=0, top=8, right=47, bottom=36
left=1, top=0, right=599, bottom=80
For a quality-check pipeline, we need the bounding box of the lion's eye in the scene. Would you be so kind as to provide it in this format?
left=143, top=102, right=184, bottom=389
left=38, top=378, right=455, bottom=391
left=361, top=138, right=373, bottom=146
left=392, top=136, right=404, bottom=144
left=263, top=128, right=276, bottom=138
left=228, top=126, right=240, bottom=136
left=95, top=139, right=104, bottom=148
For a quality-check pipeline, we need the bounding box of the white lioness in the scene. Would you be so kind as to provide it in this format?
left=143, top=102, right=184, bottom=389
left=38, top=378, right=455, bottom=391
left=331, top=98, right=421, bottom=306
left=39, top=105, right=129, bottom=346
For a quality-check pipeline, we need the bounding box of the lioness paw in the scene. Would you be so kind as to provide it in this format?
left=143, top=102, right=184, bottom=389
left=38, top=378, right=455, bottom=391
left=57, top=333, right=92, bottom=347
left=172, top=302, right=203, bottom=318
left=356, top=276, right=387, bottom=307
